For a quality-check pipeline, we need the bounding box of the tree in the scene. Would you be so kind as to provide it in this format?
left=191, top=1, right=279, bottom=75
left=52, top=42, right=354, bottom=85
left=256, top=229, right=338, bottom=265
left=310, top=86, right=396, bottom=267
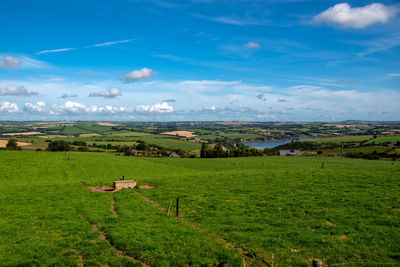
left=200, top=143, right=209, bottom=158
left=6, top=139, right=20, bottom=150
left=48, top=140, right=70, bottom=151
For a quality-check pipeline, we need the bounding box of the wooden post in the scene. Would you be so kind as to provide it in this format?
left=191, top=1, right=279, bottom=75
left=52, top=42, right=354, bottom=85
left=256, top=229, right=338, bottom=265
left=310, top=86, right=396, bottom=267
left=312, top=259, right=322, bottom=267
left=176, top=198, right=179, bottom=217
left=166, top=200, right=171, bottom=216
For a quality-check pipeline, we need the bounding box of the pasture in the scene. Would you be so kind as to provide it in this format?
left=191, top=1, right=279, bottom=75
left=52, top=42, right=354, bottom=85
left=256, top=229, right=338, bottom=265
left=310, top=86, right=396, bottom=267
left=1, top=151, right=399, bottom=266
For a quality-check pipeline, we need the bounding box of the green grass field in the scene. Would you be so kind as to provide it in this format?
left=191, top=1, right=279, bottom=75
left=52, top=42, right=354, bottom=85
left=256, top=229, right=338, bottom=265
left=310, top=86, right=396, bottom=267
left=304, top=135, right=373, bottom=143
left=1, top=151, right=399, bottom=266
left=368, top=135, right=400, bottom=144
left=321, top=145, right=391, bottom=154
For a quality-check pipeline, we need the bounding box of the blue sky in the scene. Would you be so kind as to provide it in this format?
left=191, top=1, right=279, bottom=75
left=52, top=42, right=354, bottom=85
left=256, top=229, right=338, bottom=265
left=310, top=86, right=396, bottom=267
left=0, top=0, right=399, bottom=121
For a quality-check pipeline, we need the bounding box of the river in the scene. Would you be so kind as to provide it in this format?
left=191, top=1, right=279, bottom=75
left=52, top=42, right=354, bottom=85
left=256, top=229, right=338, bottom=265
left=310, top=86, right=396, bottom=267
left=244, top=138, right=310, bottom=150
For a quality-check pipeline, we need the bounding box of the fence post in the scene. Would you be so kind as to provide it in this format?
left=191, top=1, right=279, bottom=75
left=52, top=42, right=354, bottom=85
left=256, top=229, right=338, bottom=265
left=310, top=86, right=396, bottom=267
left=166, top=200, right=171, bottom=216
left=312, top=259, right=322, bottom=267
left=176, top=198, right=179, bottom=217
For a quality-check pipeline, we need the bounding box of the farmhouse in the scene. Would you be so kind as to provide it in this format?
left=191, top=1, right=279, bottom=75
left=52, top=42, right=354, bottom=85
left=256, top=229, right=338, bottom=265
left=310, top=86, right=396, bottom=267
left=279, top=150, right=301, bottom=156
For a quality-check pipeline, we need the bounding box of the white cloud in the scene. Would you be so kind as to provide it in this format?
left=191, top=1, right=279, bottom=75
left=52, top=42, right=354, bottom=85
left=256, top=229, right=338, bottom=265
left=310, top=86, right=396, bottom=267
left=0, top=101, right=20, bottom=113
left=313, top=2, right=399, bottom=29
left=124, top=68, right=154, bottom=83
left=203, top=105, right=216, bottom=111
left=52, top=101, right=91, bottom=114
left=0, top=85, right=39, bottom=96
left=92, top=39, right=134, bottom=47
left=388, top=73, right=400, bottom=77
left=36, top=48, right=75, bottom=55
left=24, top=101, right=46, bottom=113
left=136, top=102, right=173, bottom=113
left=51, top=101, right=132, bottom=115
left=88, top=87, right=122, bottom=98
left=190, top=13, right=266, bottom=26
left=0, top=56, right=21, bottom=68
left=244, top=41, right=260, bottom=48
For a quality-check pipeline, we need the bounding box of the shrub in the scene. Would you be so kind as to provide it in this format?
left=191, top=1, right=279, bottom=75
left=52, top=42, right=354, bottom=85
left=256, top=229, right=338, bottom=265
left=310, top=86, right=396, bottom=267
left=6, top=139, right=20, bottom=150
left=48, top=140, right=70, bottom=151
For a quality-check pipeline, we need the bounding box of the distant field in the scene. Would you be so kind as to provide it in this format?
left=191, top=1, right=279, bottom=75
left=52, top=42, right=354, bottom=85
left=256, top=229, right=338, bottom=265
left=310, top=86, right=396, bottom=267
left=305, top=135, right=373, bottom=143
left=0, top=139, right=31, bottom=148
left=199, top=133, right=263, bottom=141
left=136, top=137, right=202, bottom=151
left=321, top=145, right=391, bottom=154
left=1, top=151, right=399, bottom=266
left=1, top=131, right=42, bottom=136
left=161, top=131, right=197, bottom=138
left=367, top=135, right=400, bottom=144
left=61, top=126, right=93, bottom=135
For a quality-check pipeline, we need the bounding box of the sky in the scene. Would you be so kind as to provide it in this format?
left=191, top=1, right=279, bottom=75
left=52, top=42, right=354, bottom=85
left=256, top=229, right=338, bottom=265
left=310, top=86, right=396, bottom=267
left=0, top=0, right=399, bottom=122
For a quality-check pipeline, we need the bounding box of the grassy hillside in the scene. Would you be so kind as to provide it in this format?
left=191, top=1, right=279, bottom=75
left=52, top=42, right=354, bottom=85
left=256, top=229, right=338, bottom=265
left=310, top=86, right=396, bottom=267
left=1, top=151, right=399, bottom=266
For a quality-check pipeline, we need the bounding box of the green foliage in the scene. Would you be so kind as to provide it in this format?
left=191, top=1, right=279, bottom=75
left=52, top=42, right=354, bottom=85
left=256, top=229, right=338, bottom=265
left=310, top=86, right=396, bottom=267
left=201, top=142, right=263, bottom=158
left=6, top=139, right=20, bottom=150
left=48, top=140, right=70, bottom=151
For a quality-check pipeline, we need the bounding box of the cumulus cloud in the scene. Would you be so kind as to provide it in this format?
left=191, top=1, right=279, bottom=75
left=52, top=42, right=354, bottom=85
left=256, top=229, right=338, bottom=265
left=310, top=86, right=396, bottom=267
left=0, top=85, right=39, bottom=97
left=244, top=41, right=260, bottom=48
left=0, top=101, right=20, bottom=113
left=124, top=68, right=154, bottom=83
left=313, top=2, right=399, bottom=29
left=0, top=56, right=21, bottom=68
left=60, top=93, right=78, bottom=98
left=88, top=88, right=122, bottom=98
left=52, top=101, right=91, bottom=114
left=24, top=102, right=46, bottom=113
left=136, top=102, right=173, bottom=113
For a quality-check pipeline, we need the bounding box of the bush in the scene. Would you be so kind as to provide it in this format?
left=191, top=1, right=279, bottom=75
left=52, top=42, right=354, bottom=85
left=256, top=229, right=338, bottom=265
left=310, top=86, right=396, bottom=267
left=48, top=140, right=70, bottom=151
left=72, top=141, right=87, bottom=146
left=6, top=139, right=20, bottom=150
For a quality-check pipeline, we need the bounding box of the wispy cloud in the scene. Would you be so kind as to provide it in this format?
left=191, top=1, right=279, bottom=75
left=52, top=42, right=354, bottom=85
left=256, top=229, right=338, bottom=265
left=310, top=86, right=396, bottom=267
left=162, top=99, right=176, bottom=103
left=36, top=48, right=75, bottom=55
left=189, top=13, right=267, bottom=26
left=36, top=39, right=134, bottom=55
left=91, top=39, right=134, bottom=47
left=357, top=33, right=400, bottom=57
left=60, top=93, right=78, bottom=99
